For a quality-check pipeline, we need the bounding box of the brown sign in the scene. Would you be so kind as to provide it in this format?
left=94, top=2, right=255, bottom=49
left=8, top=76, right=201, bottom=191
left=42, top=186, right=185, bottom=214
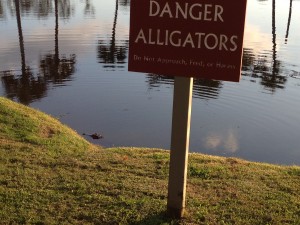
left=128, top=0, right=248, bottom=82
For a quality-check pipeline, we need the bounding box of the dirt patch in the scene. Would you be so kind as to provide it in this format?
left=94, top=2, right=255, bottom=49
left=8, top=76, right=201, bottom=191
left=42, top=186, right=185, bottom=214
left=39, top=126, right=56, bottom=138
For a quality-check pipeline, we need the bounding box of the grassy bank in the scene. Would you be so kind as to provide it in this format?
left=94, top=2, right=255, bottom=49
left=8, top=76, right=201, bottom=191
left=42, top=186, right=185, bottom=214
left=0, top=97, right=300, bottom=224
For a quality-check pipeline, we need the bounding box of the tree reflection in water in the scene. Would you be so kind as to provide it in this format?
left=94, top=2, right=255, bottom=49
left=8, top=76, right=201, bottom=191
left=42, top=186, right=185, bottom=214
left=259, top=0, right=287, bottom=92
left=285, top=0, right=293, bottom=44
left=0, top=0, right=4, bottom=19
left=193, top=79, right=223, bottom=100
left=39, top=54, right=76, bottom=84
left=118, top=0, right=130, bottom=9
left=83, top=0, right=95, bottom=17
left=56, top=0, right=73, bottom=19
left=1, top=0, right=47, bottom=104
left=1, top=0, right=76, bottom=104
left=6, top=0, right=54, bottom=19
left=236, top=0, right=289, bottom=93
left=1, top=70, right=47, bottom=105
left=242, top=49, right=286, bottom=93
left=145, top=74, right=223, bottom=100
left=97, top=0, right=128, bottom=69
left=39, top=0, right=76, bottom=84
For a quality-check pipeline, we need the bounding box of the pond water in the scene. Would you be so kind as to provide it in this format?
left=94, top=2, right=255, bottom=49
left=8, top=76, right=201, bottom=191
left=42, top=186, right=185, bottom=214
left=1, top=0, right=300, bottom=165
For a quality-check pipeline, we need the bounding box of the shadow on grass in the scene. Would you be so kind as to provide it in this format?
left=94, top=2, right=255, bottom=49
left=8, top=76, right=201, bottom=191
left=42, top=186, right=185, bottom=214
left=132, top=212, right=181, bottom=225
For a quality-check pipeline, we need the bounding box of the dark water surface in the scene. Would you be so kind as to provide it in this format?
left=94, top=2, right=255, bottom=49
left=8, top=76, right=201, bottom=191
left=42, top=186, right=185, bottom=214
left=1, top=0, right=300, bottom=165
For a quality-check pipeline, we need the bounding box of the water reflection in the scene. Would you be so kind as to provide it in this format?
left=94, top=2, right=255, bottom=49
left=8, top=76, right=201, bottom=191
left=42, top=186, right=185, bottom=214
left=1, top=70, right=47, bottom=104
left=39, top=0, right=76, bottom=84
left=145, top=74, right=223, bottom=100
left=242, top=49, right=287, bottom=91
left=0, top=0, right=4, bottom=19
left=204, top=129, right=239, bottom=154
left=242, top=0, right=287, bottom=93
left=119, top=0, right=130, bottom=8
left=285, top=0, right=293, bottom=44
left=6, top=0, right=54, bottom=19
left=1, top=0, right=76, bottom=104
left=56, top=0, right=73, bottom=19
left=264, top=0, right=288, bottom=92
left=193, top=79, right=223, bottom=100
left=97, top=0, right=128, bottom=69
left=1, top=0, right=47, bottom=104
left=83, top=0, right=95, bottom=17
left=4, top=0, right=73, bottom=19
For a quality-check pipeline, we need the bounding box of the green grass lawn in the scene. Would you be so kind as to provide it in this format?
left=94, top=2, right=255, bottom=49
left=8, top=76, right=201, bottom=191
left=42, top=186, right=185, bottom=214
left=0, top=97, right=300, bottom=224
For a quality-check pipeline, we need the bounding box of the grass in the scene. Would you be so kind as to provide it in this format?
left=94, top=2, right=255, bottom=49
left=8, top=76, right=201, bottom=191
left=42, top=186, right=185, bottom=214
left=0, top=96, right=300, bottom=224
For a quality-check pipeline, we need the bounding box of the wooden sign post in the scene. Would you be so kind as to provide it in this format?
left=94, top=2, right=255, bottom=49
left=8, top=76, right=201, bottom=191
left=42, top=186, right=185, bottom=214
left=128, top=0, right=248, bottom=218
left=167, top=76, right=193, bottom=217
